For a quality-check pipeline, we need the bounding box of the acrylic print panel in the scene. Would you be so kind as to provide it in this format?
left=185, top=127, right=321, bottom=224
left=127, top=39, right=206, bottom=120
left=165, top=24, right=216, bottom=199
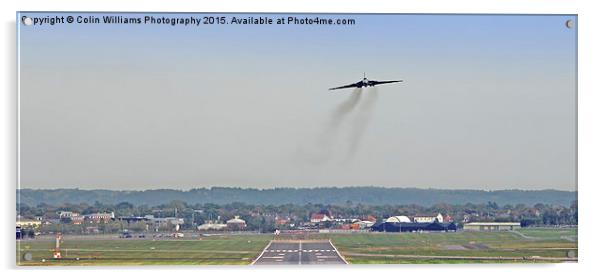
left=16, top=12, right=577, bottom=266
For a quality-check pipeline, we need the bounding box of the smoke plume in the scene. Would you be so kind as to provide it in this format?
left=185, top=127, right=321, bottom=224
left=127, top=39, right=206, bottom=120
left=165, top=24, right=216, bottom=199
left=330, top=88, right=362, bottom=129
left=347, top=87, right=378, bottom=157
left=296, top=87, right=378, bottom=164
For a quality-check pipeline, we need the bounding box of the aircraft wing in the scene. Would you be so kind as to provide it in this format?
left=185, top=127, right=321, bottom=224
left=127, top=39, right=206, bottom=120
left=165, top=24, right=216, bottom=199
left=329, top=81, right=361, bottom=91
left=369, top=80, right=403, bottom=86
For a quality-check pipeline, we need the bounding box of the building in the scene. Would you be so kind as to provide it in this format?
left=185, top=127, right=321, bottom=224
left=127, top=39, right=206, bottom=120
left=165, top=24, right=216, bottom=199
left=372, top=214, right=457, bottom=232
left=16, top=217, right=42, bottom=228
left=463, top=222, right=521, bottom=231
left=58, top=211, right=82, bottom=223
left=117, top=216, right=150, bottom=224
left=70, top=215, right=84, bottom=225
left=353, top=220, right=375, bottom=229
left=148, top=216, right=184, bottom=226
left=275, top=217, right=289, bottom=226
left=310, top=213, right=332, bottom=223
left=372, top=221, right=457, bottom=232
left=443, top=215, right=454, bottom=222
left=58, top=211, right=76, bottom=219
left=349, top=220, right=375, bottom=230
left=198, top=220, right=227, bottom=231
left=84, top=212, right=115, bottom=223
left=365, top=215, right=377, bottom=222
left=385, top=215, right=412, bottom=223
left=226, top=216, right=246, bottom=230
left=413, top=213, right=444, bottom=223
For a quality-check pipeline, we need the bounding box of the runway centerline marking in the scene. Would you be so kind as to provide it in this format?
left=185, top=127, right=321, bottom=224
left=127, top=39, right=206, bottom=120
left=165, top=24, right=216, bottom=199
left=298, top=242, right=302, bottom=265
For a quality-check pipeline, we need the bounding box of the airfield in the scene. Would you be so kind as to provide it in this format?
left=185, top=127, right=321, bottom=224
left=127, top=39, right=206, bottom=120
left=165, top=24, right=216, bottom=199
left=16, top=228, right=577, bottom=265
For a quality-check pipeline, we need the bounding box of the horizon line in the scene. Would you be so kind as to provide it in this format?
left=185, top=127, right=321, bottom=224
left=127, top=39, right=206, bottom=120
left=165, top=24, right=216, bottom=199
left=17, top=186, right=577, bottom=192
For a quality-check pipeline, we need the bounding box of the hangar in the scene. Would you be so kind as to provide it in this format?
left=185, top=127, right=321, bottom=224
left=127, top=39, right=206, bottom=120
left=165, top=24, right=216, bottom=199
left=463, top=222, right=521, bottom=231
left=385, top=215, right=412, bottom=223
left=371, top=221, right=457, bottom=232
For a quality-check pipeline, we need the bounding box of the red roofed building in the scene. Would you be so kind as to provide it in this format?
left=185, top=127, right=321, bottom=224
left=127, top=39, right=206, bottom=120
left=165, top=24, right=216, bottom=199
left=71, top=215, right=84, bottom=225
left=226, top=216, right=247, bottom=231
left=443, top=215, right=454, bottom=223
left=365, top=215, right=377, bottom=222
left=310, top=213, right=332, bottom=223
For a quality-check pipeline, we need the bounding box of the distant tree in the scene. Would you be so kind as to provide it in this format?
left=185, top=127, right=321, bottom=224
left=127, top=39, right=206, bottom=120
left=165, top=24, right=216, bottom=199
left=571, top=200, right=578, bottom=224
left=487, top=201, right=499, bottom=210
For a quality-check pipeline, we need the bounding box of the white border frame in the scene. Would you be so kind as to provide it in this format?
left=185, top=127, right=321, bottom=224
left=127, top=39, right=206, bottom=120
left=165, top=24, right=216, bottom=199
left=3, top=1, right=600, bottom=278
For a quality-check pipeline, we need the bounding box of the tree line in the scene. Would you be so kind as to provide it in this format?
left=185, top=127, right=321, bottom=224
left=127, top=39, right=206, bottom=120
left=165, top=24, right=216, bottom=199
left=18, top=199, right=577, bottom=234
left=18, top=187, right=576, bottom=207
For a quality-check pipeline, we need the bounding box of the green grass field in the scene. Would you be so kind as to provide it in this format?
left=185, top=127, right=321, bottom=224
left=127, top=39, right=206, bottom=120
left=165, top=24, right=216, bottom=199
left=326, top=228, right=577, bottom=264
left=16, top=228, right=577, bottom=265
left=17, top=234, right=273, bottom=266
left=515, top=227, right=578, bottom=240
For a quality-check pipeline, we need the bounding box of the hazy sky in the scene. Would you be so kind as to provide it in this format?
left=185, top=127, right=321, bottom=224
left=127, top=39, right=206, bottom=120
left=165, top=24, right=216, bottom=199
left=18, top=13, right=577, bottom=190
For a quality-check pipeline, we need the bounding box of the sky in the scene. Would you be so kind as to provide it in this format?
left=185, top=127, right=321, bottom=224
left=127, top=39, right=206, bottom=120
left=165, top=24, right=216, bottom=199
left=18, top=13, right=577, bottom=191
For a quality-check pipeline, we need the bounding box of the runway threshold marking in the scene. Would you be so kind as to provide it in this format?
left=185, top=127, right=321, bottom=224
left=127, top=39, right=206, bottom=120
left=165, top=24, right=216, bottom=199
left=253, top=240, right=347, bottom=265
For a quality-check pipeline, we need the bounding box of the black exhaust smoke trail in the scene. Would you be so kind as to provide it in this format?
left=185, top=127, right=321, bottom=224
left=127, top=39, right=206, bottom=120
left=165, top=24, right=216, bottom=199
left=330, top=88, right=362, bottom=129
left=347, top=87, right=379, bottom=157
left=299, top=88, right=363, bottom=164
left=318, top=88, right=363, bottom=160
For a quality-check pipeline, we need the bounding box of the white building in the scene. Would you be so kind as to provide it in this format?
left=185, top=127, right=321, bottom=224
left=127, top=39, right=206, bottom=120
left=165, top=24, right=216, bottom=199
left=310, top=213, right=332, bottom=223
left=198, top=222, right=227, bottom=231
left=58, top=211, right=77, bottom=219
left=16, top=217, right=42, bottom=228
left=413, top=213, right=444, bottom=223
left=84, top=212, right=115, bottom=223
left=385, top=215, right=412, bottom=223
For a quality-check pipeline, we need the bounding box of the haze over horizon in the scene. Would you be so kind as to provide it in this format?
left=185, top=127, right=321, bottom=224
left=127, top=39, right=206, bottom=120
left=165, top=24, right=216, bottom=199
left=19, top=185, right=576, bottom=192
left=19, top=13, right=576, bottom=191
left=18, top=186, right=577, bottom=207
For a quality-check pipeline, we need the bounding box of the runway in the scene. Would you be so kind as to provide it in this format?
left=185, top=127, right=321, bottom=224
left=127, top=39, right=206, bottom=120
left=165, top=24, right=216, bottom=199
left=252, top=240, right=348, bottom=265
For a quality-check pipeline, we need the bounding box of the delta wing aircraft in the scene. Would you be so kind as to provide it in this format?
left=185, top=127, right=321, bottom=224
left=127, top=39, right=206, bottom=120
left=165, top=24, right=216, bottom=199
left=329, top=73, right=403, bottom=91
